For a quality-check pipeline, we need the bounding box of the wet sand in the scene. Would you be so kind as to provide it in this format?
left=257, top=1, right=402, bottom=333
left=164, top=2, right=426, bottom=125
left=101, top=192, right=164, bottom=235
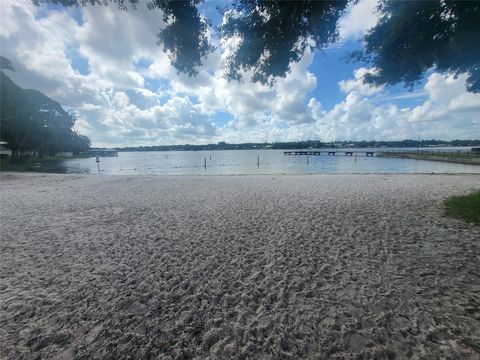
left=0, top=173, right=479, bottom=359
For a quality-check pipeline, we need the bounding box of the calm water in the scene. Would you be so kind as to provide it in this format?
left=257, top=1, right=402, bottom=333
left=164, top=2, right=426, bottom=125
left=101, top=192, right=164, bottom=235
left=63, top=148, right=480, bottom=175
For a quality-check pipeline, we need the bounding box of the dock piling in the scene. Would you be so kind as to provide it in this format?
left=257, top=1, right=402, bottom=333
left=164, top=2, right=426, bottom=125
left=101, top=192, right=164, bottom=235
left=283, top=150, right=376, bottom=157
left=96, top=156, right=100, bottom=174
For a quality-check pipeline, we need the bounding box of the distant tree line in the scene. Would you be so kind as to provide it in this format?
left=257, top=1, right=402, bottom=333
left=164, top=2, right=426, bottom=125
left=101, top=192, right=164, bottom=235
left=0, top=58, right=90, bottom=158
left=113, top=139, right=480, bottom=152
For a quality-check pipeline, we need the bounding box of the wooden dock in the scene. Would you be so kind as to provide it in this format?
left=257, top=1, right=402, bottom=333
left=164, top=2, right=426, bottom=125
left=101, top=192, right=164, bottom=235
left=284, top=151, right=376, bottom=156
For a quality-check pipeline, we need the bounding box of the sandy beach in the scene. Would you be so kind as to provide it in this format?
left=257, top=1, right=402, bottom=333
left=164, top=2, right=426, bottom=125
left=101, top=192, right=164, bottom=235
left=0, top=172, right=479, bottom=359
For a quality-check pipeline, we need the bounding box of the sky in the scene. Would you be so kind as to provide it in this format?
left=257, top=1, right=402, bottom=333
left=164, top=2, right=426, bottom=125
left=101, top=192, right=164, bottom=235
left=1, top=0, right=479, bottom=147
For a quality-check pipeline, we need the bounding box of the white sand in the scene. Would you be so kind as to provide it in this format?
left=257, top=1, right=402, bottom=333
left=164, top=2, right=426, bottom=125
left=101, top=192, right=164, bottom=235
left=0, top=172, right=479, bottom=359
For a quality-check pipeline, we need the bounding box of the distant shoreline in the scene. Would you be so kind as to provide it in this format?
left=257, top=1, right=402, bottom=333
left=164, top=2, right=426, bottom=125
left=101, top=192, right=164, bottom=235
left=94, top=140, right=480, bottom=152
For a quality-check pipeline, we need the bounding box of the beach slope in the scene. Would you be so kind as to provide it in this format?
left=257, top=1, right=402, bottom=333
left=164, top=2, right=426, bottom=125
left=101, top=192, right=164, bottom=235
left=1, top=173, right=479, bottom=358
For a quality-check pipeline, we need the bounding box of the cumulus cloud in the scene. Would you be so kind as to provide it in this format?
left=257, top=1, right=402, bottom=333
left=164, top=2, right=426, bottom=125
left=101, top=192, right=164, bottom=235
left=310, top=72, right=480, bottom=141
left=1, top=0, right=219, bottom=146
left=75, top=90, right=219, bottom=146
left=0, top=1, right=87, bottom=105
left=1, top=0, right=479, bottom=147
left=338, top=0, right=380, bottom=41
left=338, top=68, right=383, bottom=96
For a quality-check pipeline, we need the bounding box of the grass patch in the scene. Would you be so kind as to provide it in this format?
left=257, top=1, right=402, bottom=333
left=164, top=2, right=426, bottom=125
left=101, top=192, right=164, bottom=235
left=445, top=191, right=480, bottom=225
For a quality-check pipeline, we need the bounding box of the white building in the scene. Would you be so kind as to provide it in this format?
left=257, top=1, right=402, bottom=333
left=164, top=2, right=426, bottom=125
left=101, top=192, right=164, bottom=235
left=0, top=143, right=12, bottom=158
left=55, top=152, right=73, bottom=157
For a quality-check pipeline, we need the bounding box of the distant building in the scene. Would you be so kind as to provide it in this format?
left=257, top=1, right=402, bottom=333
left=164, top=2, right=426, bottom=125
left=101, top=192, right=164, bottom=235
left=88, top=149, right=118, bottom=157
left=0, top=143, right=12, bottom=158
left=55, top=152, right=73, bottom=157
left=471, top=147, right=480, bottom=153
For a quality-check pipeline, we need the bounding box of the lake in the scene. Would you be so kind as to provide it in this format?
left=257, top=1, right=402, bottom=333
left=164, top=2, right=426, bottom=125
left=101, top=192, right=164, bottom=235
left=62, top=148, right=480, bottom=175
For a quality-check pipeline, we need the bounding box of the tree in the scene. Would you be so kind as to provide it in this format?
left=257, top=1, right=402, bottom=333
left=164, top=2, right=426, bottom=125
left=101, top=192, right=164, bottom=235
left=0, top=68, right=90, bottom=157
left=35, top=0, right=213, bottom=77
left=32, top=0, right=138, bottom=10
left=350, top=0, right=480, bottom=93
left=0, top=56, right=15, bottom=72
left=150, top=0, right=214, bottom=77
left=220, top=1, right=348, bottom=84
left=33, top=0, right=480, bottom=92
left=34, top=0, right=348, bottom=82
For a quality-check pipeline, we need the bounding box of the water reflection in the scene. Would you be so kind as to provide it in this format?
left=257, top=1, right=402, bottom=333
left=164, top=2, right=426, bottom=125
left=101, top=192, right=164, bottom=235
left=2, top=159, right=71, bottom=174
left=62, top=149, right=480, bottom=175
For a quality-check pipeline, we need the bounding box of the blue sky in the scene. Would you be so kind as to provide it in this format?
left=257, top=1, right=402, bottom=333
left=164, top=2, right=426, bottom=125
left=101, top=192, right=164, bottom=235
left=1, top=0, right=479, bottom=146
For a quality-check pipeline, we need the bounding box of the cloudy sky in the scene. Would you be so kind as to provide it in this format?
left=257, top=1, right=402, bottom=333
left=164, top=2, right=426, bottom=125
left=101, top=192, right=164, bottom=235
left=1, top=0, right=479, bottom=147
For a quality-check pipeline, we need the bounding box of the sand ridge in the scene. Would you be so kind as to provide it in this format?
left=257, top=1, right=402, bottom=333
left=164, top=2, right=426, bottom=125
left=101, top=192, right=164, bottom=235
left=0, top=173, right=479, bottom=359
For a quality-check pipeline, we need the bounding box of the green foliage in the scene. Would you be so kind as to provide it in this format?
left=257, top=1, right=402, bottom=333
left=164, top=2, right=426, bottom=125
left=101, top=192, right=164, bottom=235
left=0, top=71, right=90, bottom=157
left=35, top=0, right=348, bottom=83
left=0, top=56, right=15, bottom=71
left=445, top=191, right=480, bottom=225
left=33, top=0, right=139, bottom=10
left=36, top=0, right=214, bottom=77
left=150, top=0, right=214, bottom=77
left=350, top=0, right=480, bottom=93
left=29, top=0, right=480, bottom=92
left=220, top=1, right=348, bottom=84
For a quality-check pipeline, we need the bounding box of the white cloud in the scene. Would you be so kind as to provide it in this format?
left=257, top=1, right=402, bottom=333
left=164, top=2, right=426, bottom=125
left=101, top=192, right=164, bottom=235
left=310, top=72, right=480, bottom=141
left=0, top=0, right=25, bottom=38
left=338, top=0, right=379, bottom=41
left=0, top=1, right=88, bottom=105
left=75, top=3, right=166, bottom=89
left=338, top=67, right=383, bottom=96
left=1, top=0, right=479, bottom=147
left=75, top=91, right=219, bottom=146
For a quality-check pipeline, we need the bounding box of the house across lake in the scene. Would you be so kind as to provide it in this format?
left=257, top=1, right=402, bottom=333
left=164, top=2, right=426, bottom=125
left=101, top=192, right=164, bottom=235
left=0, top=143, right=12, bottom=159
left=88, top=149, right=118, bottom=157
